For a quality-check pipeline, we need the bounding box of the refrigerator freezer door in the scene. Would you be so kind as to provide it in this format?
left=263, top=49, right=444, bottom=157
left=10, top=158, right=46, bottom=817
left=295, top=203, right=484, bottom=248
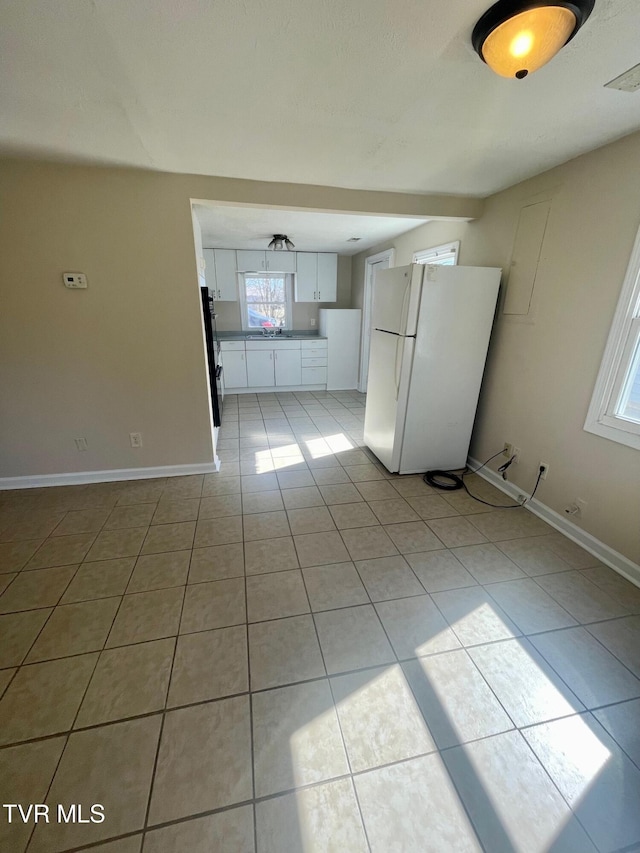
left=372, top=264, right=424, bottom=336
left=363, top=330, right=414, bottom=472
left=399, top=264, right=501, bottom=473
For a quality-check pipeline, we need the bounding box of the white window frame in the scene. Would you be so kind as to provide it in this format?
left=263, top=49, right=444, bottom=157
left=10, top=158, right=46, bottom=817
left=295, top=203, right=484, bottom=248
left=239, top=272, right=293, bottom=331
left=413, top=240, right=460, bottom=265
left=584, top=223, right=640, bottom=450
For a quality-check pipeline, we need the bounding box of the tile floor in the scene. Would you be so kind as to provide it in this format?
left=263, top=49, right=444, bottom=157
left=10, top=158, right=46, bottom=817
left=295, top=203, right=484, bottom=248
left=0, top=388, right=639, bottom=852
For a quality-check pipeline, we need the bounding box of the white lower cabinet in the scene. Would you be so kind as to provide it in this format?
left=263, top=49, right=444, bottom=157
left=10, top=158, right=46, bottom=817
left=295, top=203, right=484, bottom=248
left=246, top=350, right=275, bottom=386
left=221, top=339, right=327, bottom=390
left=275, top=349, right=302, bottom=386
left=221, top=350, right=247, bottom=388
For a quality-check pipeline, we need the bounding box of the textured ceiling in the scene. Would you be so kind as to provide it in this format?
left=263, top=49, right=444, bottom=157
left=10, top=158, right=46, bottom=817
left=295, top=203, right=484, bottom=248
left=194, top=205, right=430, bottom=254
left=1, top=0, right=639, bottom=196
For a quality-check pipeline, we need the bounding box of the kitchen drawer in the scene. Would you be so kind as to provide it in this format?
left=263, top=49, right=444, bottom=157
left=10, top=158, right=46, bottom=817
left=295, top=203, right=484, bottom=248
left=245, top=341, right=276, bottom=351
left=301, top=339, right=327, bottom=350
left=245, top=339, right=301, bottom=350
left=301, top=357, right=327, bottom=367
left=302, top=348, right=328, bottom=359
left=301, top=366, right=327, bottom=384
left=220, top=341, right=245, bottom=351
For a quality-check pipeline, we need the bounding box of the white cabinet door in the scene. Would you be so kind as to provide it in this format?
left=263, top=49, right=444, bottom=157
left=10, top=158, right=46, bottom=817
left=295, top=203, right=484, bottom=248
left=317, top=254, right=338, bottom=302
left=237, top=250, right=266, bottom=272
left=275, top=349, right=302, bottom=386
left=294, top=253, right=337, bottom=302
left=246, top=350, right=275, bottom=386
left=221, top=351, right=247, bottom=388
left=214, top=249, right=238, bottom=301
left=267, top=252, right=296, bottom=273
left=295, top=253, right=318, bottom=301
left=203, top=248, right=217, bottom=294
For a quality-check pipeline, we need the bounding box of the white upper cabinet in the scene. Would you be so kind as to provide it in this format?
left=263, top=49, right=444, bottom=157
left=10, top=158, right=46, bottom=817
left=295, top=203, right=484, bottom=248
left=295, top=253, right=318, bottom=301
left=236, top=250, right=297, bottom=273
left=267, top=252, right=296, bottom=273
left=213, top=249, right=238, bottom=301
left=317, top=253, right=338, bottom=302
left=203, top=248, right=217, bottom=294
left=203, top=248, right=238, bottom=301
left=294, top=253, right=338, bottom=302
left=236, top=250, right=267, bottom=272
left=207, top=248, right=336, bottom=303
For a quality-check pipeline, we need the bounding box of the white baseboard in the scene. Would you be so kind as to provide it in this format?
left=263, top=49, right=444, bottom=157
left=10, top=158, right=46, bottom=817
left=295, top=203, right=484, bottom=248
left=0, top=461, right=220, bottom=491
left=226, top=384, right=326, bottom=394
left=468, top=457, right=640, bottom=588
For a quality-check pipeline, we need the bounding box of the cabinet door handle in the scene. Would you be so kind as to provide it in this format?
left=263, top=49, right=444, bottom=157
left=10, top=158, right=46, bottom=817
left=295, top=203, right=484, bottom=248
left=318, top=290, right=321, bottom=300
left=314, top=291, right=317, bottom=300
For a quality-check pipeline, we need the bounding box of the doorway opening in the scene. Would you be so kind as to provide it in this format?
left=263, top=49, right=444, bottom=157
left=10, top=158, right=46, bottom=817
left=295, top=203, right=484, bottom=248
left=358, top=249, right=395, bottom=392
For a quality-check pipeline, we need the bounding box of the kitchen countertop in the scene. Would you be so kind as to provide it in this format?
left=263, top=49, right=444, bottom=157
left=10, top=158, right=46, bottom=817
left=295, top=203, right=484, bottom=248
left=219, top=334, right=327, bottom=341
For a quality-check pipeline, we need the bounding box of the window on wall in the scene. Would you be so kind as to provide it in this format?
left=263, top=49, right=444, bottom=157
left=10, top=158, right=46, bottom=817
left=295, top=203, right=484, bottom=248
left=413, top=241, right=460, bottom=266
left=240, top=273, right=292, bottom=330
left=585, top=224, right=640, bottom=450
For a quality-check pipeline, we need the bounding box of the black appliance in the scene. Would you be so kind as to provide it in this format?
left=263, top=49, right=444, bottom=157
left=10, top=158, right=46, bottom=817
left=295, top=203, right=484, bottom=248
left=200, top=286, right=222, bottom=427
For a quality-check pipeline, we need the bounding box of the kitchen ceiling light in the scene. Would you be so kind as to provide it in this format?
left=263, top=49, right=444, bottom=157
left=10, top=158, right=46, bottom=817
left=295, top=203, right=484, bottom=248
left=267, top=234, right=295, bottom=251
left=472, top=0, right=595, bottom=79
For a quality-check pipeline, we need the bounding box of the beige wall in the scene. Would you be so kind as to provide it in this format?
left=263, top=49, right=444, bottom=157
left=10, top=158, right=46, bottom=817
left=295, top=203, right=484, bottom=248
left=0, top=159, right=475, bottom=480
left=352, top=132, right=640, bottom=564
left=0, top=163, right=215, bottom=477
left=212, top=255, right=352, bottom=331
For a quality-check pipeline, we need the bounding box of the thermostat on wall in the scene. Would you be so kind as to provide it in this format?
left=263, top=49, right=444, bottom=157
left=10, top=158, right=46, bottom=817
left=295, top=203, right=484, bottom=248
left=63, top=272, right=88, bottom=289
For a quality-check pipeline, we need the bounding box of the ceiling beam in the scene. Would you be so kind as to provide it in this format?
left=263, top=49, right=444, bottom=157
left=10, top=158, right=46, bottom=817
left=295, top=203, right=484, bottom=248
left=186, top=173, right=485, bottom=221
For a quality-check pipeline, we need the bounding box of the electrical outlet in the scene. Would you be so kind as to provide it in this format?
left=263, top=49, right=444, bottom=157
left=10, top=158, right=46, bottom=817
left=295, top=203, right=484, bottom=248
left=310, top=318, right=316, bottom=327
left=503, top=442, right=513, bottom=457
left=512, top=447, right=521, bottom=463
left=130, top=432, right=143, bottom=448
left=564, top=498, right=587, bottom=518
left=74, top=437, right=88, bottom=451
left=538, top=462, right=550, bottom=480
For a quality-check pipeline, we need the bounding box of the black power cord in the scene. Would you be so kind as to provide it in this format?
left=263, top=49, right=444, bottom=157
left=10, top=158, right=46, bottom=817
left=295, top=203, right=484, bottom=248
left=424, top=450, right=545, bottom=509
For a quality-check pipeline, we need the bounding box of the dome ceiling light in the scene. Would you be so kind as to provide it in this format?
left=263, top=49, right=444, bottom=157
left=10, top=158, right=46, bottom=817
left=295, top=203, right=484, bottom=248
left=472, top=0, right=595, bottom=79
left=267, top=234, right=295, bottom=251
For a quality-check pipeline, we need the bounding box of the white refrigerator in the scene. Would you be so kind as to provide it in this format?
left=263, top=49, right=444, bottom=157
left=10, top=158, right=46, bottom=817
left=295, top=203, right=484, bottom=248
left=363, top=263, right=501, bottom=474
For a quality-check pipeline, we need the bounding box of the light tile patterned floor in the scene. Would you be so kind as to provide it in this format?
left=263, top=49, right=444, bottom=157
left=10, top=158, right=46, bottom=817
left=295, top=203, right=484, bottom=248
left=1, top=389, right=639, bottom=852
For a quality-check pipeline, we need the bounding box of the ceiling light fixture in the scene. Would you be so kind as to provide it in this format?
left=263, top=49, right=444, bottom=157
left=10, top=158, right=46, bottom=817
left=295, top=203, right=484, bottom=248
left=472, top=0, right=595, bottom=79
left=267, top=234, right=295, bottom=251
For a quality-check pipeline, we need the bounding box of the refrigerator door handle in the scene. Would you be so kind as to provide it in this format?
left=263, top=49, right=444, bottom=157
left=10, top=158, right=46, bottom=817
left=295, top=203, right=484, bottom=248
left=399, top=279, right=411, bottom=336
left=394, top=336, right=403, bottom=400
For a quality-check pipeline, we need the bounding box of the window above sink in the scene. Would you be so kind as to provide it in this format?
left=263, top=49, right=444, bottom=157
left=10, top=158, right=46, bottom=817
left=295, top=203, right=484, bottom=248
left=240, top=272, right=292, bottom=331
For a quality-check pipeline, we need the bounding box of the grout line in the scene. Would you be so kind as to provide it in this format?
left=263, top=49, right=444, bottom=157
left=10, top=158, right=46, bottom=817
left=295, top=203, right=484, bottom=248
left=141, top=583, right=187, bottom=834
left=0, top=408, right=637, bottom=851
left=240, top=536, right=259, bottom=853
